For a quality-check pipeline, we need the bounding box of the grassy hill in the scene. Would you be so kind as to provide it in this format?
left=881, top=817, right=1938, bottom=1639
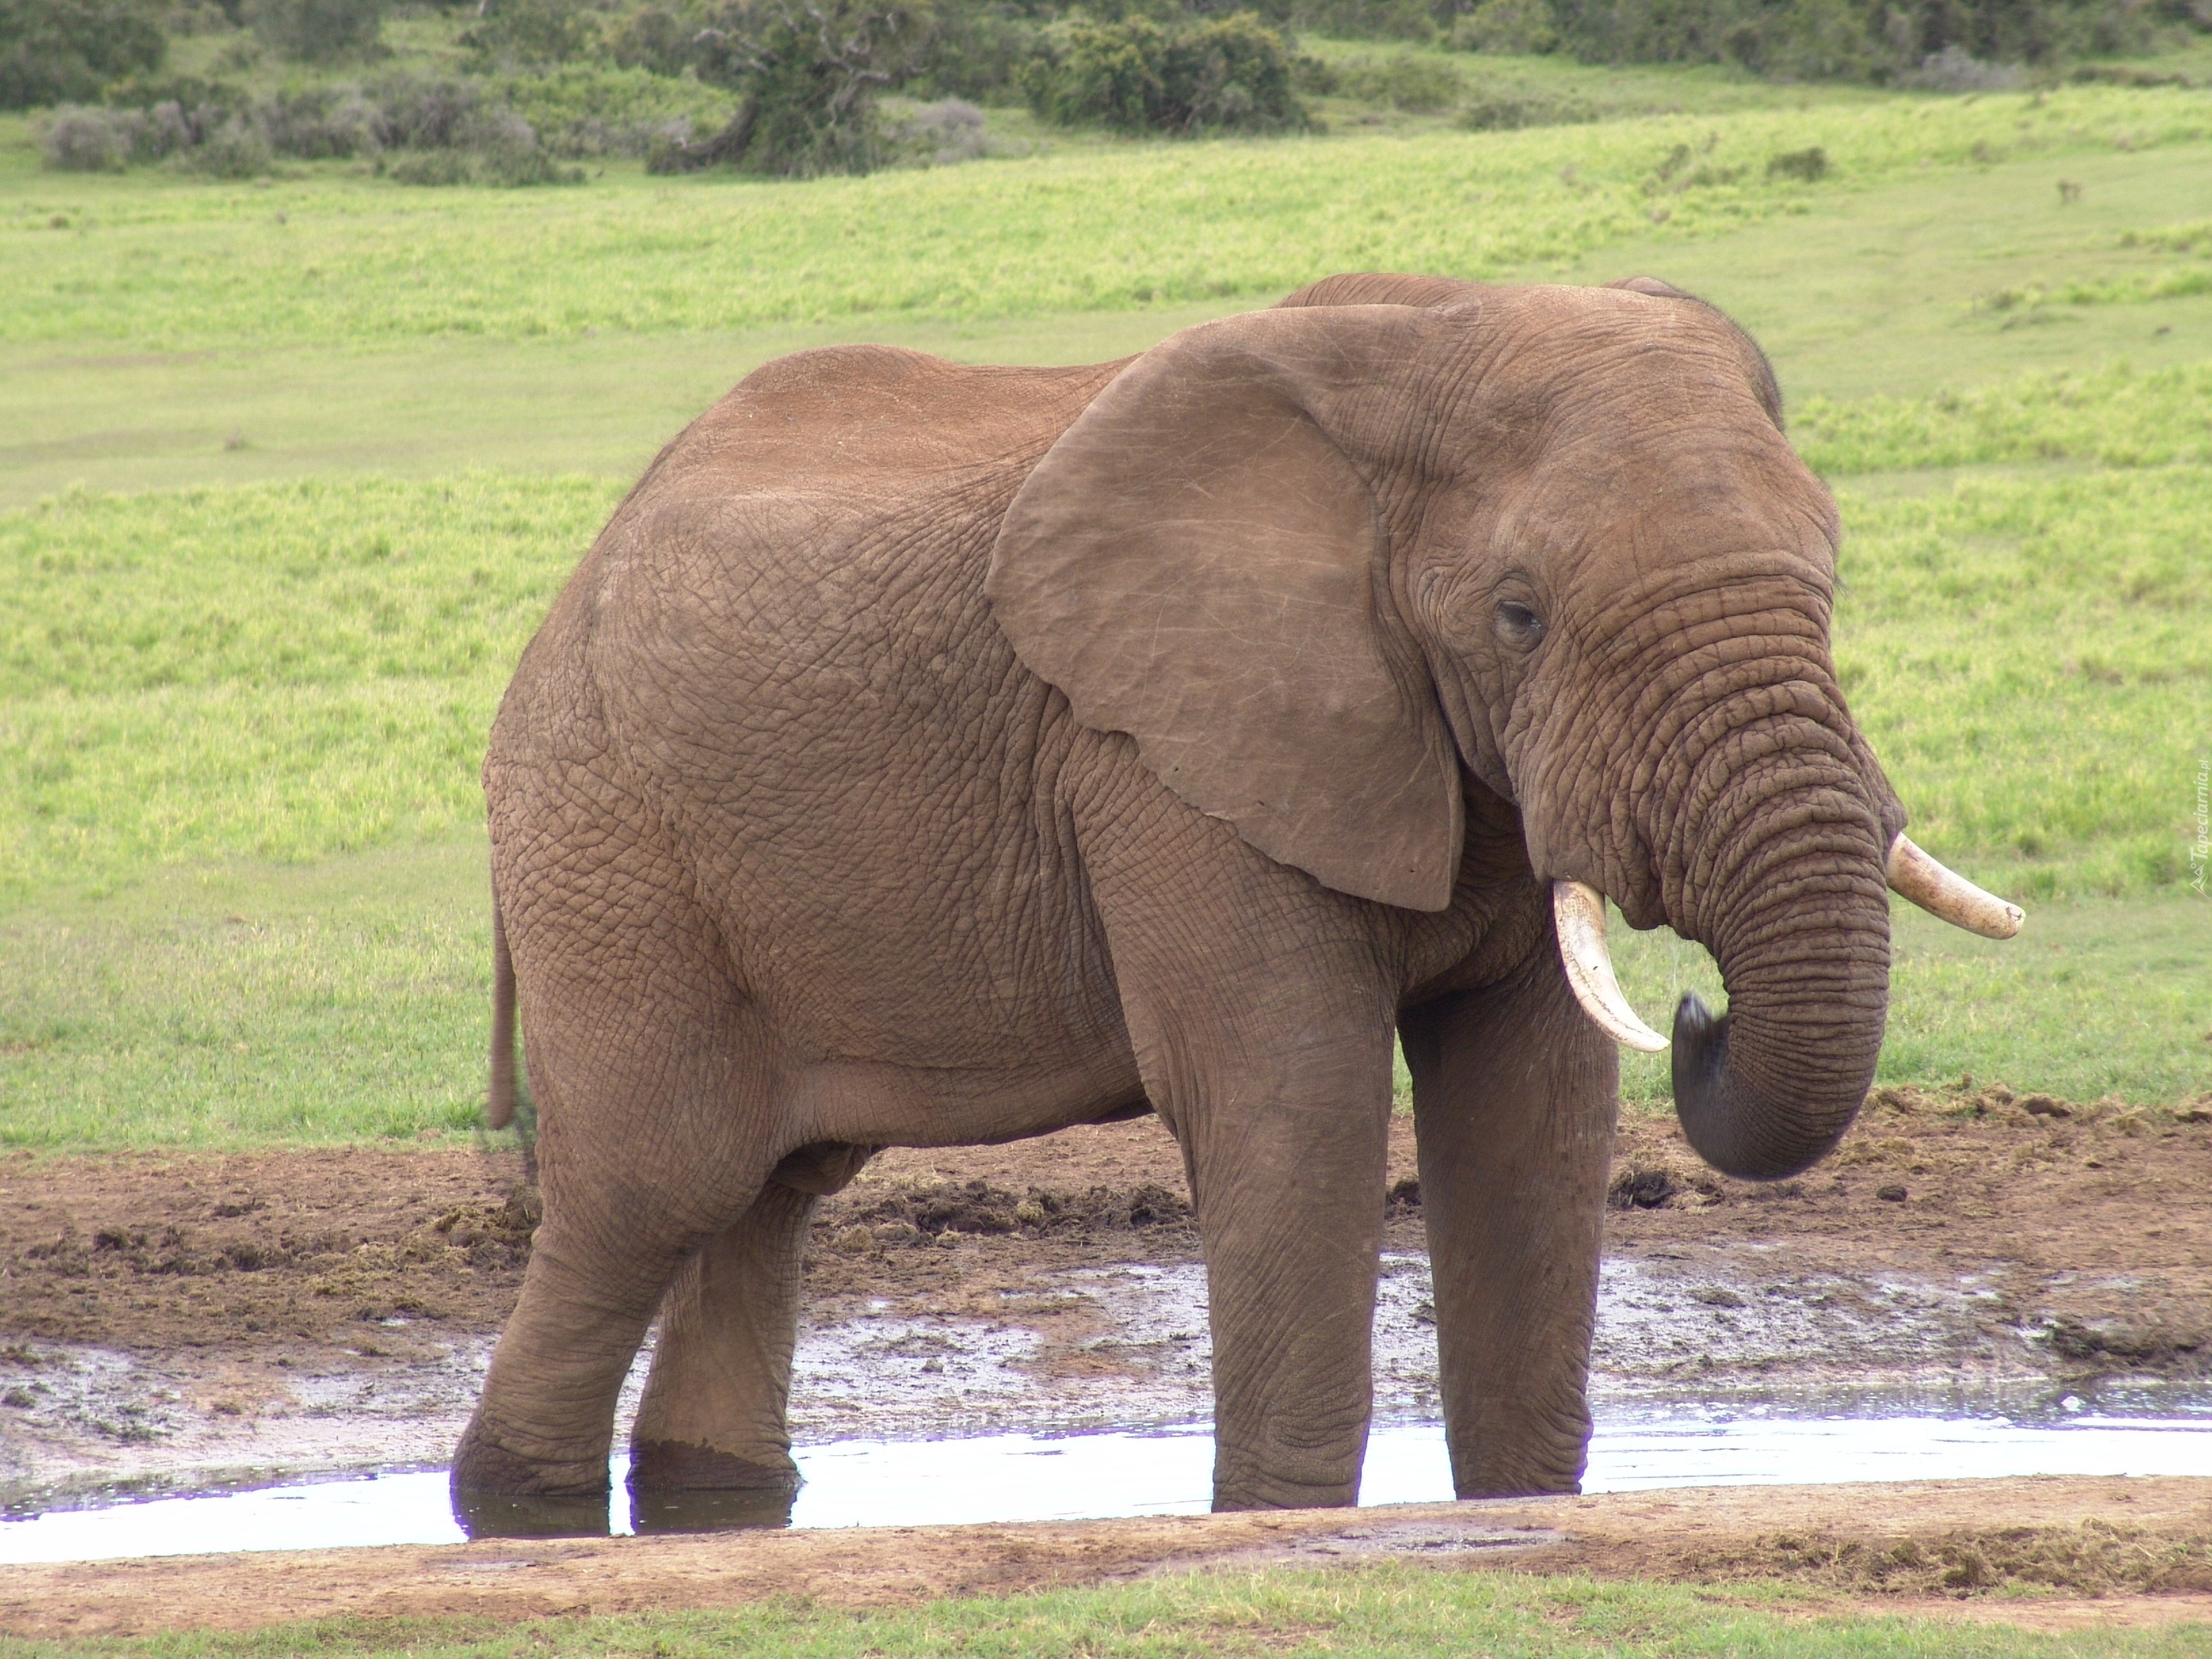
left=1, top=55, right=2207, bottom=1147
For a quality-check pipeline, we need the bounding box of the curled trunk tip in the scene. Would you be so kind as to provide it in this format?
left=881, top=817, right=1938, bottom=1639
left=1671, top=992, right=1867, bottom=1181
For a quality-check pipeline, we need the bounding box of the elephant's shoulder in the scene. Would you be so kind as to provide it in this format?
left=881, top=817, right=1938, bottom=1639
left=653, top=346, right=1124, bottom=498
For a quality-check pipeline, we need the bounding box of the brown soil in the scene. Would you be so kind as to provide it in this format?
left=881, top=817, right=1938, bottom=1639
left=1603, top=1083, right=2212, bottom=1382
left=4, top=1092, right=2212, bottom=1504
left=6, top=1082, right=2206, bottom=1382
left=0, top=1146, right=533, bottom=1359
left=3, top=1477, right=2208, bottom=1639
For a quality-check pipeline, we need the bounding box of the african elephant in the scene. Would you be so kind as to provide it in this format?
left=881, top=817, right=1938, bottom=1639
left=454, top=271, right=2023, bottom=1524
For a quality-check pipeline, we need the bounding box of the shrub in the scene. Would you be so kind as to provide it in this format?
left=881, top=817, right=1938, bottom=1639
left=879, top=92, right=994, bottom=159
left=609, top=4, right=697, bottom=74
left=1545, top=0, right=2165, bottom=76
left=39, top=105, right=137, bottom=170
left=1901, top=41, right=2023, bottom=86
left=460, top=0, right=602, bottom=70
left=43, top=68, right=597, bottom=182
left=367, top=71, right=481, bottom=148
left=245, top=0, right=387, bottom=62
left=1767, top=143, right=1827, bottom=178
left=1289, top=0, right=1438, bottom=38
left=260, top=83, right=382, bottom=154
left=655, top=0, right=933, bottom=177
left=384, top=147, right=472, bottom=183
left=190, top=112, right=276, bottom=173
left=0, top=0, right=166, bottom=110
left=1451, top=0, right=1557, bottom=50
left=488, top=63, right=728, bottom=154
left=1458, top=82, right=1593, bottom=124
left=38, top=99, right=214, bottom=168
left=1332, top=47, right=1464, bottom=107
left=1023, top=11, right=1311, bottom=134
left=909, top=1, right=1046, bottom=101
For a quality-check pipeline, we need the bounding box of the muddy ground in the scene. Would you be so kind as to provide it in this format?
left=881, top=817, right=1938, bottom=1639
left=3, top=1082, right=2210, bottom=1508
left=4, top=1477, right=2210, bottom=1639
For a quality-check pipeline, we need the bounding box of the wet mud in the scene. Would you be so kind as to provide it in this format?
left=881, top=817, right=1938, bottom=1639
left=4, top=1477, right=2211, bottom=1640
left=3, top=1083, right=2210, bottom=1511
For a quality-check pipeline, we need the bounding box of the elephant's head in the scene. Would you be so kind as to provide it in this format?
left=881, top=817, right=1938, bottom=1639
left=987, top=273, right=2021, bottom=1182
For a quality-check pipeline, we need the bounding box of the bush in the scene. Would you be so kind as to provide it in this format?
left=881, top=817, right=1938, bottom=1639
left=1901, top=41, right=2023, bottom=86
left=1543, top=0, right=2166, bottom=77
left=1332, top=47, right=1464, bottom=106
left=879, top=91, right=995, bottom=159
left=1289, top=0, right=1438, bottom=38
left=1458, top=82, right=1593, bottom=123
left=1451, top=0, right=1556, bottom=50
left=490, top=63, right=728, bottom=155
left=1766, top=142, right=1828, bottom=178
left=460, top=0, right=602, bottom=70
left=38, top=99, right=215, bottom=167
left=653, top=0, right=933, bottom=177
left=38, top=68, right=593, bottom=183
left=909, top=1, right=1047, bottom=101
left=609, top=4, right=697, bottom=74
left=259, top=83, right=382, bottom=154
left=0, top=0, right=166, bottom=110
left=39, top=105, right=137, bottom=169
left=245, top=0, right=387, bottom=62
left=367, top=71, right=481, bottom=147
left=1023, top=11, right=1311, bottom=133
left=191, top=112, right=276, bottom=173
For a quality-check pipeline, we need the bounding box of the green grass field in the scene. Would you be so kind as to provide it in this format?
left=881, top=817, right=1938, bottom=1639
left=3, top=1565, right=2210, bottom=1656
left=2, top=59, right=2208, bottom=1152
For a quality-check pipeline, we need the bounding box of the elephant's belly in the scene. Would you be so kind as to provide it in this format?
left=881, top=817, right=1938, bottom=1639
left=781, top=1052, right=1152, bottom=1151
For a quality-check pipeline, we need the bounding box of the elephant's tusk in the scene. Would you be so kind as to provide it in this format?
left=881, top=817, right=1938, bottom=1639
left=1885, top=834, right=2024, bottom=940
left=1552, top=881, right=1669, bottom=1053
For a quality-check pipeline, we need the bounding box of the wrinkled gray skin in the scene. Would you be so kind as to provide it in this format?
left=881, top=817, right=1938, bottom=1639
left=455, top=272, right=1906, bottom=1520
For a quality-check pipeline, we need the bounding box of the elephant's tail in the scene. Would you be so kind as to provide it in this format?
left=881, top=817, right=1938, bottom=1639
left=487, top=899, right=517, bottom=1131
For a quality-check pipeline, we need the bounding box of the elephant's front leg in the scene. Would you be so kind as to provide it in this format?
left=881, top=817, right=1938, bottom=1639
left=1185, top=1041, right=1395, bottom=1511
left=1399, top=940, right=1618, bottom=1498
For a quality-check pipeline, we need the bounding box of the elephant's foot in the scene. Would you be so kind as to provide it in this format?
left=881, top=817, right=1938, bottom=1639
left=451, top=1415, right=613, bottom=1498
left=626, top=1439, right=800, bottom=1534
left=1454, top=1475, right=1583, bottom=1500
left=1210, top=1441, right=1362, bottom=1512
left=628, top=1435, right=799, bottom=1493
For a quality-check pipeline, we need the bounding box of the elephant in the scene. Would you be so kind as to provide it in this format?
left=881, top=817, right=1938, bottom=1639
left=454, top=271, right=2023, bottom=1527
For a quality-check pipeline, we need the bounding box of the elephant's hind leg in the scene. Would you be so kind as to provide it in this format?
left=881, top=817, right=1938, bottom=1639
left=626, top=1142, right=873, bottom=1528
left=456, top=789, right=784, bottom=1506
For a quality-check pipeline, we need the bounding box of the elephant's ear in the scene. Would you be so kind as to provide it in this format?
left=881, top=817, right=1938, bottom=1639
left=987, top=305, right=1464, bottom=912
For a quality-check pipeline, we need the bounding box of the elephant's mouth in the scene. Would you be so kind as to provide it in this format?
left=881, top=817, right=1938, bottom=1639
left=1550, top=836, right=2022, bottom=1180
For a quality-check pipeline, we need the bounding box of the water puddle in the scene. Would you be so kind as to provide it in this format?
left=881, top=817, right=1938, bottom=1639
left=7, top=1410, right=2212, bottom=1565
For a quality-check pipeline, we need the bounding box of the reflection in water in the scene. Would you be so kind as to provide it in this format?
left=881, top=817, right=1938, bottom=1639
left=9, top=1409, right=2212, bottom=1562
left=626, top=1481, right=796, bottom=1535
left=449, top=1487, right=611, bottom=1540
left=447, top=1476, right=799, bottom=1539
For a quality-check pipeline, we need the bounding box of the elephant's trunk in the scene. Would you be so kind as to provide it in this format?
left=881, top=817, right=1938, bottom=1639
left=1662, top=743, right=1893, bottom=1182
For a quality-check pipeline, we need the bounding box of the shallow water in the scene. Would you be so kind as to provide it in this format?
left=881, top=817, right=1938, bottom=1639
left=7, top=1410, right=2212, bottom=1565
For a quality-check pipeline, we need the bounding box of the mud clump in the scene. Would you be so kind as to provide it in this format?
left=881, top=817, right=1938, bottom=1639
left=0, top=1148, right=538, bottom=1352
left=2044, top=1316, right=2207, bottom=1375
left=830, top=1180, right=1194, bottom=1247
left=1606, top=1161, right=1721, bottom=1211
left=423, top=1188, right=541, bottom=1269
left=1690, top=1521, right=2212, bottom=1596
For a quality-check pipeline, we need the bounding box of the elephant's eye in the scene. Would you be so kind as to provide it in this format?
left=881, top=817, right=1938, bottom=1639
left=1495, top=601, right=1545, bottom=648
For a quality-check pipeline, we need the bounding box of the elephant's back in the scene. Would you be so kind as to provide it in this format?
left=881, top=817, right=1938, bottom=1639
left=493, top=344, right=1131, bottom=1076
left=644, top=345, right=1122, bottom=504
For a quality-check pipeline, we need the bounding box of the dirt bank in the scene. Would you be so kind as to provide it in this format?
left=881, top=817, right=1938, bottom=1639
left=3, top=1083, right=2209, bottom=1505
left=3, top=1476, right=2209, bottom=1639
